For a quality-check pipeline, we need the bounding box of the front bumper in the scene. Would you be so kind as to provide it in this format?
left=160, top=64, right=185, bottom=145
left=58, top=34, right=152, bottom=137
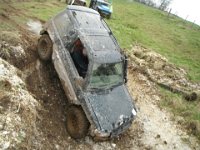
left=93, top=129, right=110, bottom=141
left=111, top=119, right=133, bottom=137
left=98, top=9, right=112, bottom=17
left=92, top=119, right=133, bottom=141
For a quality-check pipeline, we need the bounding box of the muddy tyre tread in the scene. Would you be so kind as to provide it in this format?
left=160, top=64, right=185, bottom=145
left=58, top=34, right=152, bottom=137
left=37, top=34, right=52, bottom=61
left=66, top=105, right=90, bottom=139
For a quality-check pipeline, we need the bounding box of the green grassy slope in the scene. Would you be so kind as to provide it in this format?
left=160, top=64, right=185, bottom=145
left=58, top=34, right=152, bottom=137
left=0, top=0, right=65, bottom=32
left=106, top=0, right=200, bottom=82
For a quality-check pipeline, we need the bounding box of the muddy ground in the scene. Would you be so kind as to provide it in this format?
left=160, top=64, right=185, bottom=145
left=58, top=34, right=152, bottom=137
left=0, top=6, right=200, bottom=150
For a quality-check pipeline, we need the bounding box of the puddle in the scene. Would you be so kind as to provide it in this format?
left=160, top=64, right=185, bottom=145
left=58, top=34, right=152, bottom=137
left=27, top=20, right=42, bottom=35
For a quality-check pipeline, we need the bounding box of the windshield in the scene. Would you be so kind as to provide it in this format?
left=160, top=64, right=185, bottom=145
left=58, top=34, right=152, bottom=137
left=98, top=1, right=110, bottom=7
left=89, top=62, right=123, bottom=89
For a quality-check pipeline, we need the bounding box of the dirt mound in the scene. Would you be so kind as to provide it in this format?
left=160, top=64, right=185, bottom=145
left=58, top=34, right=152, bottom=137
left=128, top=45, right=200, bottom=101
left=0, top=58, right=41, bottom=149
left=0, top=40, right=38, bottom=70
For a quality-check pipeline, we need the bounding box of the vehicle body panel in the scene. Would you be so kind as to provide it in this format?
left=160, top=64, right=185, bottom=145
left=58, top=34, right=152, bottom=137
left=84, top=85, right=134, bottom=134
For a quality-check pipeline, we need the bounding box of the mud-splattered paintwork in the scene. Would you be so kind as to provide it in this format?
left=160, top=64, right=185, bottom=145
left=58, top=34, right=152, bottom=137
left=40, top=5, right=136, bottom=139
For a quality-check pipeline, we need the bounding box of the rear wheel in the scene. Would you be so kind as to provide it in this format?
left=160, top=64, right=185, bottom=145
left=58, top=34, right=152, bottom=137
left=66, top=105, right=90, bottom=139
left=37, top=34, right=52, bottom=61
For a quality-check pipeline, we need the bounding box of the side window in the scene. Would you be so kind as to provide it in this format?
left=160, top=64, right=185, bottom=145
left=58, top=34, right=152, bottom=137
left=70, top=39, right=89, bottom=78
left=54, top=13, right=69, bottom=39
left=54, top=13, right=76, bottom=49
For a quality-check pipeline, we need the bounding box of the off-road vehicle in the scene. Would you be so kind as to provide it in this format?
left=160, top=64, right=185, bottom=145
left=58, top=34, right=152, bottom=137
left=37, top=5, right=136, bottom=140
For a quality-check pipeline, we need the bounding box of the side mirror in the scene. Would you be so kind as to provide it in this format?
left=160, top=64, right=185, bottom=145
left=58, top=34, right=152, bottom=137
left=124, top=55, right=128, bottom=84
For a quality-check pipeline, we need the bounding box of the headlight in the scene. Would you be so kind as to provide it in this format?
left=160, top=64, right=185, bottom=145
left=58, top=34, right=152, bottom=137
left=132, top=108, right=137, bottom=116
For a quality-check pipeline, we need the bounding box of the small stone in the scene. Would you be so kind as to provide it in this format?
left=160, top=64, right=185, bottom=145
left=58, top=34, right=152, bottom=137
left=164, top=141, right=167, bottom=144
left=0, top=124, right=3, bottom=130
left=111, top=143, right=116, bottom=148
left=12, top=131, right=17, bottom=137
left=2, top=131, right=9, bottom=135
left=153, top=61, right=164, bottom=70
left=55, top=144, right=59, bottom=150
left=85, top=136, right=93, bottom=145
left=20, top=131, right=26, bottom=138
left=155, top=134, right=160, bottom=138
left=2, top=141, right=10, bottom=150
left=6, top=117, right=11, bottom=123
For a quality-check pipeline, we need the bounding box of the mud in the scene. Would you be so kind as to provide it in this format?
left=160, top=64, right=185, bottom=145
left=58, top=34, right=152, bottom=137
left=128, top=45, right=200, bottom=101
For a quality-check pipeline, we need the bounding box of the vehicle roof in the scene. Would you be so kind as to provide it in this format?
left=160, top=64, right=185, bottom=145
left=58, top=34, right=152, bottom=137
left=60, top=6, right=122, bottom=63
left=67, top=5, right=99, bottom=15
left=97, top=0, right=110, bottom=5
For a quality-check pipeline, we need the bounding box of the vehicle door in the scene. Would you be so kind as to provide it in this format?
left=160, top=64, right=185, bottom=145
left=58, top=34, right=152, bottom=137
left=53, top=12, right=80, bottom=101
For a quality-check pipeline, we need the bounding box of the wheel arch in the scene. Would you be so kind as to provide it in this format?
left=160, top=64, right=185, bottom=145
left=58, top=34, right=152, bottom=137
left=40, top=29, right=48, bottom=35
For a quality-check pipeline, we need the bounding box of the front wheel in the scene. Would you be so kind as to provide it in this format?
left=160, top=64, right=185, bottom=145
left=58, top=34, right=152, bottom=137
left=66, top=105, right=90, bottom=139
left=37, top=34, right=52, bottom=61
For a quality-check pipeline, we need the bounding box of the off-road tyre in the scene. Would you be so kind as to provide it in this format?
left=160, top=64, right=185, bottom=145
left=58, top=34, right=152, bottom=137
left=66, top=105, right=90, bottom=139
left=37, top=34, right=52, bottom=61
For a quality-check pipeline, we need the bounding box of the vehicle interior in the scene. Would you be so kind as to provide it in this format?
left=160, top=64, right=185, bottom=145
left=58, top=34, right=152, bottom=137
left=70, top=39, right=89, bottom=78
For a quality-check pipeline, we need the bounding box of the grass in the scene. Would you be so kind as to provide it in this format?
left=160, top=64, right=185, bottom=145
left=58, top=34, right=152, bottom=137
left=106, top=0, right=200, bottom=82
left=159, top=87, right=200, bottom=139
left=0, top=0, right=65, bottom=28
left=12, top=1, right=66, bottom=21
left=0, top=0, right=66, bottom=46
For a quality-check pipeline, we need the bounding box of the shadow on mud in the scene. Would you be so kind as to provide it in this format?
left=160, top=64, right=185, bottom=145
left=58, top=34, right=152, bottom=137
left=24, top=57, right=70, bottom=148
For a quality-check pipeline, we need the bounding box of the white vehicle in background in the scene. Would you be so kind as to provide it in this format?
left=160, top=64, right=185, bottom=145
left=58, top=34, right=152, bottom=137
left=67, top=0, right=86, bottom=6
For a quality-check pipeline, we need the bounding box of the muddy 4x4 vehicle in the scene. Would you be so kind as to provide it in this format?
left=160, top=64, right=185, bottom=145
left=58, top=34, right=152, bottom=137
left=37, top=5, right=136, bottom=139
